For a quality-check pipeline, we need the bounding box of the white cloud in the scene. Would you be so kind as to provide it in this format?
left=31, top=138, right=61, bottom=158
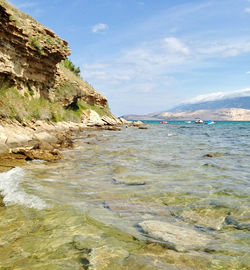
left=82, top=36, right=250, bottom=97
left=163, top=37, right=190, bottom=55
left=9, top=1, right=38, bottom=9
left=245, top=7, right=250, bottom=13
left=246, top=71, right=250, bottom=74
left=197, top=40, right=250, bottom=58
left=186, top=88, right=250, bottom=104
left=92, top=23, right=109, bottom=33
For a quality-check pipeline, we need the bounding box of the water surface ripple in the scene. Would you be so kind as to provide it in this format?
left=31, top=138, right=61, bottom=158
left=0, top=121, right=249, bottom=269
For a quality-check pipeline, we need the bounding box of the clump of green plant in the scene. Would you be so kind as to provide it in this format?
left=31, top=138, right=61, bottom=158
left=62, top=58, right=81, bottom=77
left=0, top=87, right=82, bottom=123
left=77, top=100, right=112, bottom=117
left=28, top=36, right=43, bottom=54
left=54, top=82, right=86, bottom=103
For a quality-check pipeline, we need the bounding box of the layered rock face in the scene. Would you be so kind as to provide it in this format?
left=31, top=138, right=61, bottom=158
left=0, top=0, right=108, bottom=108
left=0, top=1, right=70, bottom=97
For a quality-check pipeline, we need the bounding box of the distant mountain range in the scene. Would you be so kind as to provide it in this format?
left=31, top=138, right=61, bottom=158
left=122, top=90, right=250, bottom=121
left=169, top=96, right=250, bottom=113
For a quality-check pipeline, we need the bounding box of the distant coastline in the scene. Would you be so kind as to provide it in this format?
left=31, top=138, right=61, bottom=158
left=122, top=108, right=250, bottom=121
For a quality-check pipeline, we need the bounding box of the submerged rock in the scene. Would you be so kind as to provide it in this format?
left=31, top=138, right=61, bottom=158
left=223, top=213, right=250, bottom=231
left=73, top=235, right=97, bottom=251
left=89, top=246, right=129, bottom=270
left=112, top=177, right=146, bottom=186
left=203, top=152, right=223, bottom=158
left=138, top=220, right=212, bottom=252
left=0, top=195, right=5, bottom=207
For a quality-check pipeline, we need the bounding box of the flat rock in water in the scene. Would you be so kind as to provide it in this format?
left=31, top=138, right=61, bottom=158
left=138, top=220, right=211, bottom=252
left=89, top=246, right=129, bottom=270
left=112, top=178, right=146, bottom=186
left=73, top=235, right=98, bottom=251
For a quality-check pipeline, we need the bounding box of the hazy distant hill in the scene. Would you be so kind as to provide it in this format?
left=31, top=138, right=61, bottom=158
left=122, top=91, right=250, bottom=121
left=169, top=96, right=250, bottom=112
left=123, top=108, right=250, bottom=121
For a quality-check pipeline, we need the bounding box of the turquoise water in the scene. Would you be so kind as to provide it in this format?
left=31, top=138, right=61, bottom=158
left=0, top=121, right=249, bottom=269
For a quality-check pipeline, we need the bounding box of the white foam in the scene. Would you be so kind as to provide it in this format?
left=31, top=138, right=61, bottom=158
left=0, top=167, right=46, bottom=210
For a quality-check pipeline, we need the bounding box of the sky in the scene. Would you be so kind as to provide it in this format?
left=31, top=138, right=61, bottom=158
left=9, top=0, right=250, bottom=115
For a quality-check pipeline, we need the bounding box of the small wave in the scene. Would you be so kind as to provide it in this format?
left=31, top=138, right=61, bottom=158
left=0, top=167, right=46, bottom=210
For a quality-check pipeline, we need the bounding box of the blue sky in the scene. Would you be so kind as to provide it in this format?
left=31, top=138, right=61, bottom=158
left=9, top=0, right=250, bottom=115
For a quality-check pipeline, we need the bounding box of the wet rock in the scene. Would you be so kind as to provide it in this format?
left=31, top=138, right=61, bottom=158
left=112, top=178, right=146, bottom=186
left=223, top=213, right=250, bottom=231
left=13, top=149, right=62, bottom=161
left=33, top=131, right=58, bottom=143
left=32, top=141, right=54, bottom=151
left=119, top=118, right=131, bottom=125
left=138, top=220, right=212, bottom=252
left=102, top=126, right=121, bottom=131
left=86, top=141, right=96, bottom=145
left=102, top=200, right=171, bottom=218
left=0, top=195, right=5, bottom=207
left=123, top=254, right=161, bottom=270
left=59, top=138, right=74, bottom=148
left=87, top=134, right=98, bottom=138
left=0, top=152, right=27, bottom=172
left=73, top=235, right=96, bottom=251
left=203, top=152, right=223, bottom=158
left=89, top=246, right=129, bottom=270
left=138, top=126, right=148, bottom=130
left=80, top=257, right=90, bottom=270
left=133, top=121, right=145, bottom=127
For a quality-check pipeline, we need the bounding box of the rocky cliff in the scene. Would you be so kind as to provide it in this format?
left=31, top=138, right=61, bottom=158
left=0, top=0, right=108, bottom=115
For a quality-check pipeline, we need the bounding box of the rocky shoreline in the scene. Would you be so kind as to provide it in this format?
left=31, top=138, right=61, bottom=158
left=0, top=113, right=147, bottom=206
left=0, top=113, right=115, bottom=171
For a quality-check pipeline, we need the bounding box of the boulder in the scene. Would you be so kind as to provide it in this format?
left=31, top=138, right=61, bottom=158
left=13, top=149, right=62, bottom=161
left=87, top=110, right=105, bottom=127
left=32, top=141, right=54, bottom=151
left=119, top=118, right=130, bottom=124
left=33, top=131, right=58, bottom=143
left=101, top=115, right=119, bottom=126
left=133, top=121, right=145, bottom=127
left=138, top=220, right=211, bottom=252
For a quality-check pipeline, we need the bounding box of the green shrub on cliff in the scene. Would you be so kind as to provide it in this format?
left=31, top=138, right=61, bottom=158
left=62, top=58, right=81, bottom=77
left=77, top=100, right=112, bottom=117
left=28, top=36, right=43, bottom=54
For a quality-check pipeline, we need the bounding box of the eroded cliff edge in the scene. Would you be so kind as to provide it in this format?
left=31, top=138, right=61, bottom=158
left=0, top=0, right=132, bottom=160
left=0, top=0, right=114, bottom=119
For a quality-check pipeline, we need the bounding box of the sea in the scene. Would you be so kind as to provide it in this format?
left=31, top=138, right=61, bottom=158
left=0, top=121, right=249, bottom=269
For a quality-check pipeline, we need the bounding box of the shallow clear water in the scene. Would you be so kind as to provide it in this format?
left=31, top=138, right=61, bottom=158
left=0, top=121, right=249, bottom=269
